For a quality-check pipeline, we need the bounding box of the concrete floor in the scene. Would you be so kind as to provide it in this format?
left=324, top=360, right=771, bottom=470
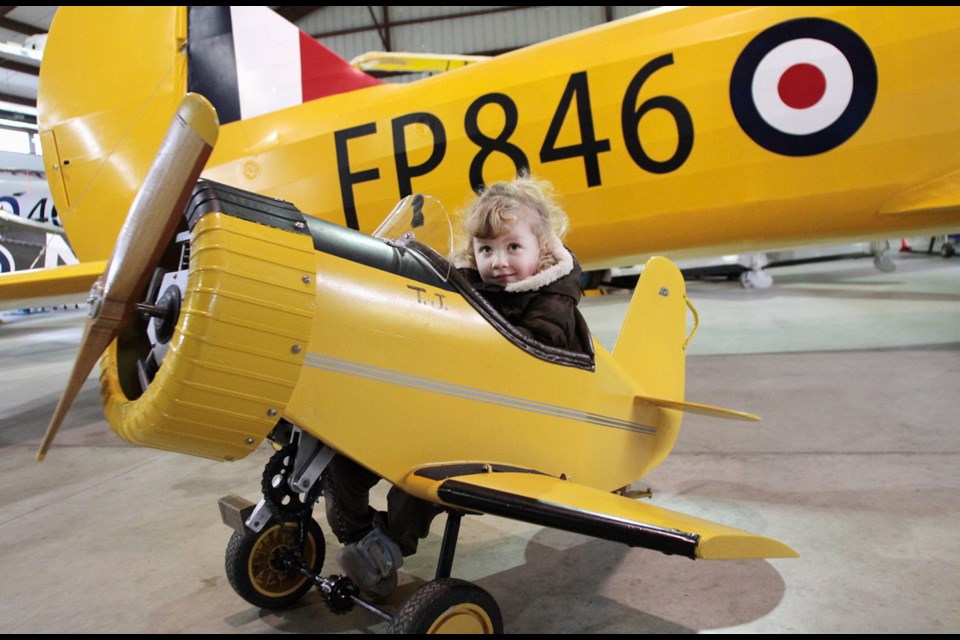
left=1, top=249, right=958, bottom=634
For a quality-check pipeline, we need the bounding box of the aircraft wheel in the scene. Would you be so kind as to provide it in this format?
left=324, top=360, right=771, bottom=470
left=739, top=269, right=773, bottom=289
left=387, top=578, right=503, bottom=634
left=942, top=242, right=956, bottom=258
left=225, top=518, right=325, bottom=609
left=873, top=254, right=896, bottom=272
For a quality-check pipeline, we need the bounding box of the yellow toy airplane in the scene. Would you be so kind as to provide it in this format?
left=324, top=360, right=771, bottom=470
left=7, top=5, right=960, bottom=313
left=37, top=91, right=795, bottom=633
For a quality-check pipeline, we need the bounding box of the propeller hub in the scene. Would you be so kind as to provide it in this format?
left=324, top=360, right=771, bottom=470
left=86, top=279, right=104, bottom=318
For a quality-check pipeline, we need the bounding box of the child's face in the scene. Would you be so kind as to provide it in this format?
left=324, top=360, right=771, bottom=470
left=473, top=208, right=543, bottom=285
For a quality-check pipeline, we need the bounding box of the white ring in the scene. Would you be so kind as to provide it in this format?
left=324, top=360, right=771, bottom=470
left=751, top=38, right=854, bottom=136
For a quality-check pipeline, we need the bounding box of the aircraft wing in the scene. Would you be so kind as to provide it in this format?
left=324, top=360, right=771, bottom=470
left=349, top=51, right=489, bottom=74
left=404, top=465, right=796, bottom=560
left=0, top=208, right=101, bottom=312
left=0, top=209, right=65, bottom=238
left=0, top=261, right=105, bottom=312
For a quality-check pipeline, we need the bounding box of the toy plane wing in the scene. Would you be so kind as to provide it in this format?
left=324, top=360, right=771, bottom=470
left=404, top=466, right=796, bottom=560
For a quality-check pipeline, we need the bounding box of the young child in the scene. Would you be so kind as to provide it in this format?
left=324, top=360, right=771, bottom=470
left=327, top=173, right=589, bottom=602
left=454, top=172, right=590, bottom=353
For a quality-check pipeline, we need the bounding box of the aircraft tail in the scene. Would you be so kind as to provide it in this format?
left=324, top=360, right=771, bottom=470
left=612, top=257, right=689, bottom=404
left=612, top=257, right=758, bottom=430
left=38, top=6, right=380, bottom=264
left=186, top=6, right=381, bottom=125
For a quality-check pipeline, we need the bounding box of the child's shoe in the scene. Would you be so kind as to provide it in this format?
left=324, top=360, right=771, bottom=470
left=337, top=528, right=403, bottom=601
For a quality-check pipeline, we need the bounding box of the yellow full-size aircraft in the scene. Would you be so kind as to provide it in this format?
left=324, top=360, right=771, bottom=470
left=6, top=5, right=960, bottom=309
left=22, top=5, right=960, bottom=633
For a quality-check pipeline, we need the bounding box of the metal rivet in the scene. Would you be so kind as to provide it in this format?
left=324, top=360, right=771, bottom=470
left=291, top=344, right=302, bottom=354
left=659, top=287, right=669, bottom=297
left=267, top=408, right=278, bottom=417
left=245, top=437, right=254, bottom=445
left=302, top=275, right=311, bottom=284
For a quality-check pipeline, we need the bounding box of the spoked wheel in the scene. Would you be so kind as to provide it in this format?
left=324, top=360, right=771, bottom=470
left=225, top=518, right=325, bottom=609
left=387, top=578, right=503, bottom=634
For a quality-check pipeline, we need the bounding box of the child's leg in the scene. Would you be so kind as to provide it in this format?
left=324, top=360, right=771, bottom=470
left=378, top=486, right=445, bottom=556
left=322, top=454, right=381, bottom=544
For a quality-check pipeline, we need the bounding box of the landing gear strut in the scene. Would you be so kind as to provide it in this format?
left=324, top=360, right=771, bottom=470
left=218, top=424, right=503, bottom=633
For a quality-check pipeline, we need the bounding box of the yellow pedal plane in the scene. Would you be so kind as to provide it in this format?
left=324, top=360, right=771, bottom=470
left=36, top=93, right=795, bottom=634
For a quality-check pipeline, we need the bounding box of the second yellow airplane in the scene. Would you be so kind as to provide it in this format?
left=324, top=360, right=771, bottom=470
left=5, top=5, right=958, bottom=309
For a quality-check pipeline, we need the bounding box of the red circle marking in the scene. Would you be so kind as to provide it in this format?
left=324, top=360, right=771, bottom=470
left=778, top=63, right=826, bottom=109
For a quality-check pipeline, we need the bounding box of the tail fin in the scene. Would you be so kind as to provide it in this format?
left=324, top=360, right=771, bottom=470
left=38, top=6, right=380, bottom=264
left=612, top=256, right=689, bottom=401
left=613, top=256, right=760, bottom=422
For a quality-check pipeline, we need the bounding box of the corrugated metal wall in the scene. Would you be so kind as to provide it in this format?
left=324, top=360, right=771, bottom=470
left=295, top=6, right=657, bottom=77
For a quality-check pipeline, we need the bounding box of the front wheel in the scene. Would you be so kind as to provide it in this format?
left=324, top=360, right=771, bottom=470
left=225, top=518, right=325, bottom=609
left=387, top=578, right=503, bottom=634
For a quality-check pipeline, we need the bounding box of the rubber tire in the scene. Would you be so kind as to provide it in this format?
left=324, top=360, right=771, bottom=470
left=387, top=577, right=503, bottom=634
left=225, top=518, right=325, bottom=609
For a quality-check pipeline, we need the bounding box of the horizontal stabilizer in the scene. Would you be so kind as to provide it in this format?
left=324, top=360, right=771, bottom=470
left=634, top=394, right=760, bottom=422
left=407, top=466, right=795, bottom=560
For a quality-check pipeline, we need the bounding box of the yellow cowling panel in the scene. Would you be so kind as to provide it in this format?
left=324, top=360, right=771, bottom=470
left=100, top=212, right=316, bottom=461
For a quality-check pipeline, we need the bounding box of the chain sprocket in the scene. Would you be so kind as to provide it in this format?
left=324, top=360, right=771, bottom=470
left=261, top=443, right=319, bottom=522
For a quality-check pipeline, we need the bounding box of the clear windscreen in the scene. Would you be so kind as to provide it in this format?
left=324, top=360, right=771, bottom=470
left=372, top=193, right=454, bottom=280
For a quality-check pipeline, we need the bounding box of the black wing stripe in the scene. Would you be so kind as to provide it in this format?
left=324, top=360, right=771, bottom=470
left=437, top=478, right=699, bottom=559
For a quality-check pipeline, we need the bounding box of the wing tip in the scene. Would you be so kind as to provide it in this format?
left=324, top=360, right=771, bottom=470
left=697, top=534, right=799, bottom=559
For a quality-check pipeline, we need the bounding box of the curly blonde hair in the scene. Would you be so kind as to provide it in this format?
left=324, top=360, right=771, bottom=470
left=455, top=172, right=569, bottom=269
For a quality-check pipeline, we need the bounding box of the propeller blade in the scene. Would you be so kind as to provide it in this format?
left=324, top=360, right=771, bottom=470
left=36, top=93, right=219, bottom=461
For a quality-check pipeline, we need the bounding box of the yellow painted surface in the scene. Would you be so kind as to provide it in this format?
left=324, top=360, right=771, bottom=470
left=35, top=6, right=960, bottom=275
left=100, top=213, right=315, bottom=461
left=282, top=253, right=685, bottom=493
left=18, top=6, right=960, bottom=312
left=0, top=260, right=104, bottom=306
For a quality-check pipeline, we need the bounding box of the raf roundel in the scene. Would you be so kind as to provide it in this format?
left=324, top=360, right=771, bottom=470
left=730, top=17, right=878, bottom=156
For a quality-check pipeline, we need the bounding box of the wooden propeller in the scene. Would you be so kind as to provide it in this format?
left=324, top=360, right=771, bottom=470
left=36, top=93, right=219, bottom=461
